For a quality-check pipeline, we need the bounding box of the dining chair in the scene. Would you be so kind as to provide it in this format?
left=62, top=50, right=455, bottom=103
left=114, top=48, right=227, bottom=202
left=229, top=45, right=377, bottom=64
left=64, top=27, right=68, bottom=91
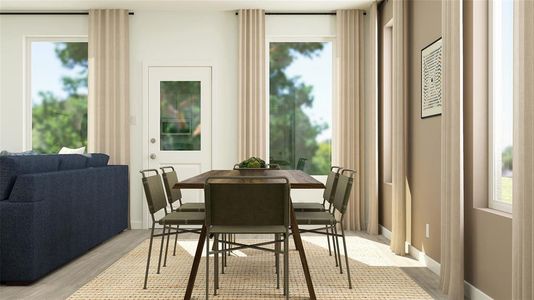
left=292, top=166, right=342, bottom=262
left=204, top=176, right=291, bottom=299
left=160, top=166, right=206, bottom=261
left=296, top=158, right=307, bottom=171
left=294, top=169, right=356, bottom=289
left=139, top=169, right=204, bottom=289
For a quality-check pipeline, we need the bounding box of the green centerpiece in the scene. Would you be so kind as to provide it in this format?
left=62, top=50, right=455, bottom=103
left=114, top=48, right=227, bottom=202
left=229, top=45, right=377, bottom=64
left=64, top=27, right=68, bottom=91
left=238, top=157, right=267, bottom=169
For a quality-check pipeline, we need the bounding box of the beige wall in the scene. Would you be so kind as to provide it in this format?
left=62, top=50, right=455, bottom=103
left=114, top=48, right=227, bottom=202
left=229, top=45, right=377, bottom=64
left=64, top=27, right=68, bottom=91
left=379, top=1, right=514, bottom=297
left=463, top=1, right=513, bottom=299
left=406, top=0, right=442, bottom=262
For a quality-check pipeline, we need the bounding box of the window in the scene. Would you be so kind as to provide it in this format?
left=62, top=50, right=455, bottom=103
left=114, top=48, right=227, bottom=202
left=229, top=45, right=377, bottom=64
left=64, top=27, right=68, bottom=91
left=268, top=41, right=333, bottom=175
left=489, top=0, right=514, bottom=213
left=28, top=39, right=88, bottom=153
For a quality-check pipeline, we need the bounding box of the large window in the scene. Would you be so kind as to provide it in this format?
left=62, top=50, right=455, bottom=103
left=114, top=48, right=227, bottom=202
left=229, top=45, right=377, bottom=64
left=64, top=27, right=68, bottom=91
left=269, top=41, right=333, bottom=175
left=28, top=39, right=88, bottom=153
left=489, top=0, right=513, bottom=213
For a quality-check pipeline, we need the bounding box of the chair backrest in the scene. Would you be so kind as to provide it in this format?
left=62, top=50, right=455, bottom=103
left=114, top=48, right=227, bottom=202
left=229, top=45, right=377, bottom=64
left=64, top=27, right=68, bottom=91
left=160, top=166, right=182, bottom=207
left=296, top=158, right=307, bottom=171
left=204, top=176, right=290, bottom=228
left=332, top=169, right=356, bottom=215
left=323, top=166, right=342, bottom=203
left=140, top=169, right=168, bottom=216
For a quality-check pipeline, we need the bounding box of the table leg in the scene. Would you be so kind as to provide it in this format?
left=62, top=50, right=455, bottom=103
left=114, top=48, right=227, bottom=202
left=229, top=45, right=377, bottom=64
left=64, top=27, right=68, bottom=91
left=184, top=224, right=207, bottom=300
left=290, top=203, right=316, bottom=300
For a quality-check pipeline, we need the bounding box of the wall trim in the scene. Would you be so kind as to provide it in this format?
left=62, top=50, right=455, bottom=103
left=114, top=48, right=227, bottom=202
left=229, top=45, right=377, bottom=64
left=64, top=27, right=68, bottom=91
left=379, top=225, right=492, bottom=299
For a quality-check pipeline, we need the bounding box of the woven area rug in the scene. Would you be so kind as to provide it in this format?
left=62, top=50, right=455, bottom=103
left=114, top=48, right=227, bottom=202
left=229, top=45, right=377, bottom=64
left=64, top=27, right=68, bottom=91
left=68, top=238, right=432, bottom=299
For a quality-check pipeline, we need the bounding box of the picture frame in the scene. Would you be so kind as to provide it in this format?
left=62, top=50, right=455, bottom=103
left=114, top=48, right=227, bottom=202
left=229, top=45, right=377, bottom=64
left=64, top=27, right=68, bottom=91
left=421, top=37, right=443, bottom=119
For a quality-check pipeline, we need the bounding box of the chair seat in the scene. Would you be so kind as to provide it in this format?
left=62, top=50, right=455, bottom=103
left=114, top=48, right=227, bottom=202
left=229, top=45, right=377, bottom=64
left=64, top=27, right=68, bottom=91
left=292, top=202, right=325, bottom=212
left=210, top=225, right=287, bottom=234
left=295, top=211, right=336, bottom=225
left=176, top=202, right=205, bottom=212
left=158, top=211, right=205, bottom=225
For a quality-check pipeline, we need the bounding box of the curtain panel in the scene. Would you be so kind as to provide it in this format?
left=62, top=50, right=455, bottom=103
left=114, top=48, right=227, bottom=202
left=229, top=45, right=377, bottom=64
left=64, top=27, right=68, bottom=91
left=238, top=9, right=266, bottom=161
left=335, top=9, right=366, bottom=231
left=88, top=9, right=130, bottom=165
left=88, top=9, right=130, bottom=226
left=390, top=0, right=408, bottom=255
left=440, top=0, right=464, bottom=298
left=512, top=0, right=534, bottom=299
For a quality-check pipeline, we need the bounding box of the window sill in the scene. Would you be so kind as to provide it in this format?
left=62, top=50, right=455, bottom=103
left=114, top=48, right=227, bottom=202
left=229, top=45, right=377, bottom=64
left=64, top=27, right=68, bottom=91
left=474, top=207, right=512, bottom=219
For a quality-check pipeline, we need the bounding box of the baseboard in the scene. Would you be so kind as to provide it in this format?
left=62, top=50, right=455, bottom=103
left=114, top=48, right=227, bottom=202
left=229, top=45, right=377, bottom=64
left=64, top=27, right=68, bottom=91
left=130, top=220, right=144, bottom=230
left=465, top=281, right=493, bottom=300
left=380, top=225, right=392, bottom=240
left=407, top=243, right=441, bottom=275
left=379, top=224, right=492, bottom=299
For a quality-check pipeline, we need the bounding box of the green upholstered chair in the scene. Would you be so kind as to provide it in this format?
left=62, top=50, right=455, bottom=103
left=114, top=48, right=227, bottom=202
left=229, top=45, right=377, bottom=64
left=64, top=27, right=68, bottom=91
left=204, top=176, right=291, bottom=300
left=295, top=168, right=356, bottom=289
left=140, top=169, right=204, bottom=289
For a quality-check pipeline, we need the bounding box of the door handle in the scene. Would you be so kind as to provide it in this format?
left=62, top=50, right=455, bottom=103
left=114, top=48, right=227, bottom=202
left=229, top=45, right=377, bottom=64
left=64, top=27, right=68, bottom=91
left=150, top=153, right=156, bottom=160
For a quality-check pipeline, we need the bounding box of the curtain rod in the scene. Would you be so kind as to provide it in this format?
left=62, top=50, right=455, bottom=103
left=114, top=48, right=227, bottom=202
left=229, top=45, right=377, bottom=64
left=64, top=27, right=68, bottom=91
left=0, top=11, right=134, bottom=15
left=235, top=12, right=336, bottom=16
left=234, top=12, right=366, bottom=16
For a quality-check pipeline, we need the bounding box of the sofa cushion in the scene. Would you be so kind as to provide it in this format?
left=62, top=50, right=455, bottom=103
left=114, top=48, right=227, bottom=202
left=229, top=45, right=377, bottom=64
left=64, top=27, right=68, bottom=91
left=0, top=155, right=60, bottom=200
left=58, top=154, right=88, bottom=170
left=87, top=153, right=110, bottom=167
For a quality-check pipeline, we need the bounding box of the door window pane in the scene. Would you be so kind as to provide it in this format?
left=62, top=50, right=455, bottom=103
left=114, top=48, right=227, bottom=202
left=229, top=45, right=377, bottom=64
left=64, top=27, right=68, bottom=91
left=31, top=41, right=88, bottom=153
left=160, top=81, right=201, bottom=151
left=269, top=42, right=333, bottom=175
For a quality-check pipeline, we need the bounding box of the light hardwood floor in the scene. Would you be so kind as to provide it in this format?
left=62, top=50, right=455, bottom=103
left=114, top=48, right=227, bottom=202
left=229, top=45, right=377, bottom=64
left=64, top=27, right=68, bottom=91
left=0, top=230, right=446, bottom=300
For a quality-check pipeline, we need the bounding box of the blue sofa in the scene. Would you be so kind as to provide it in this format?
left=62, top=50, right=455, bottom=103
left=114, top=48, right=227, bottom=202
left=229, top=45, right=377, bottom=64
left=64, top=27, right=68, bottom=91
left=0, top=154, right=128, bottom=283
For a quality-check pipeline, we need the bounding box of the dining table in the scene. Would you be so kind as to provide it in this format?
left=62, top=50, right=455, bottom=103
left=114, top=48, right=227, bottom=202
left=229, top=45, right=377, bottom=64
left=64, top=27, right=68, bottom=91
left=174, top=169, right=324, bottom=300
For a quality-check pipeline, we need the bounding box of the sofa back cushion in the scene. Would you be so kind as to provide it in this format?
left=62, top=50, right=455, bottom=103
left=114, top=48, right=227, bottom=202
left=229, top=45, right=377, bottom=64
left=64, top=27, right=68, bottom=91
left=58, top=154, right=88, bottom=171
left=0, top=155, right=60, bottom=200
left=87, top=153, right=110, bottom=167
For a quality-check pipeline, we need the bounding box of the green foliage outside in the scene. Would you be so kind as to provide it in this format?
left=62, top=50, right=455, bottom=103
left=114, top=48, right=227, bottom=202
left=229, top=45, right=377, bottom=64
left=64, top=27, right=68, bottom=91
left=269, top=43, right=331, bottom=175
left=500, top=145, right=513, bottom=203
left=32, top=42, right=88, bottom=154
left=160, top=81, right=201, bottom=151
left=501, top=176, right=512, bottom=204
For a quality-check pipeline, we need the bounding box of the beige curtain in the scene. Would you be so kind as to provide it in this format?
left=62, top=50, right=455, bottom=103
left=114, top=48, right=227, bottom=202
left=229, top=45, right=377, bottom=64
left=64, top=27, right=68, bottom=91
left=335, top=9, right=365, bottom=231
left=440, top=0, right=464, bottom=298
left=238, top=9, right=266, bottom=161
left=390, top=0, right=408, bottom=255
left=88, top=9, right=130, bottom=166
left=512, top=0, right=534, bottom=299
left=366, top=3, right=379, bottom=235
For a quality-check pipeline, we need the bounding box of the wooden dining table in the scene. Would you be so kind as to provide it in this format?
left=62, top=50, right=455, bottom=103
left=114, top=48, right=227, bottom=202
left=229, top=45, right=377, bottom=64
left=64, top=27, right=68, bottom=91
left=174, top=169, right=324, bottom=300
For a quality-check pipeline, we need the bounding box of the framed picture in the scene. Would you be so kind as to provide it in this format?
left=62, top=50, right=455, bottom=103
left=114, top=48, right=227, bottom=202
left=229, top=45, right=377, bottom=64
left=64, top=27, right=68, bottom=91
left=421, top=37, right=443, bottom=119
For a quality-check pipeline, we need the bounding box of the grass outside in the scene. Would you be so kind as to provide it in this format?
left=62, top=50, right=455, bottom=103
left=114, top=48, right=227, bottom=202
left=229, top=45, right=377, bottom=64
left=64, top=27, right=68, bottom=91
left=501, top=176, right=512, bottom=204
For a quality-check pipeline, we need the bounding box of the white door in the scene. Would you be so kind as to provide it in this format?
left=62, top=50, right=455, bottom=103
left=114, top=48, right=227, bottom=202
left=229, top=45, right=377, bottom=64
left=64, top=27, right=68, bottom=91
left=147, top=66, right=212, bottom=222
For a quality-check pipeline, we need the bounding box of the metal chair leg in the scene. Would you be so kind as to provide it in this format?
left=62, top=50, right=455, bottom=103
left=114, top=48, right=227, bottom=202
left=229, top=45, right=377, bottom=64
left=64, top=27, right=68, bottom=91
left=340, top=225, right=353, bottom=289
left=164, top=225, right=171, bottom=267
left=284, top=232, right=289, bottom=299
left=173, top=225, right=179, bottom=256
left=157, top=225, right=167, bottom=274
left=143, top=223, right=156, bottom=289
left=221, top=234, right=225, bottom=274
left=326, top=226, right=332, bottom=256
left=332, top=225, right=339, bottom=267
left=214, top=234, right=219, bottom=294
left=206, top=231, right=210, bottom=300
left=333, top=225, right=343, bottom=274
left=275, top=233, right=280, bottom=289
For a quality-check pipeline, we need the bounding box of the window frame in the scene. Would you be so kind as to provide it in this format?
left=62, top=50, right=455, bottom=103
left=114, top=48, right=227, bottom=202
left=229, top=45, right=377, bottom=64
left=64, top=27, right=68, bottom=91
left=487, top=0, right=513, bottom=214
left=265, top=36, right=336, bottom=177
left=23, top=35, right=88, bottom=151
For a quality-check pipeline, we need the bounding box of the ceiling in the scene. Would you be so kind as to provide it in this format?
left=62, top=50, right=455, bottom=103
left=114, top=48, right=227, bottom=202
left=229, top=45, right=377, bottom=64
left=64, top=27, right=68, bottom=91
left=0, top=0, right=375, bottom=12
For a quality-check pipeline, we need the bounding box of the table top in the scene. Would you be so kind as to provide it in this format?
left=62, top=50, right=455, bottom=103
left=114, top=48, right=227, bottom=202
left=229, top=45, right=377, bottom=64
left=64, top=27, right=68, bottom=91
left=174, top=169, right=325, bottom=189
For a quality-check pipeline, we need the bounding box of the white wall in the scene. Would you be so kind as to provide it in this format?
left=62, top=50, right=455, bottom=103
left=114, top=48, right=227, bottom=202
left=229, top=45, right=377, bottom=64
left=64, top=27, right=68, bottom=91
left=130, top=11, right=238, bottom=228
left=0, top=16, right=88, bottom=151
